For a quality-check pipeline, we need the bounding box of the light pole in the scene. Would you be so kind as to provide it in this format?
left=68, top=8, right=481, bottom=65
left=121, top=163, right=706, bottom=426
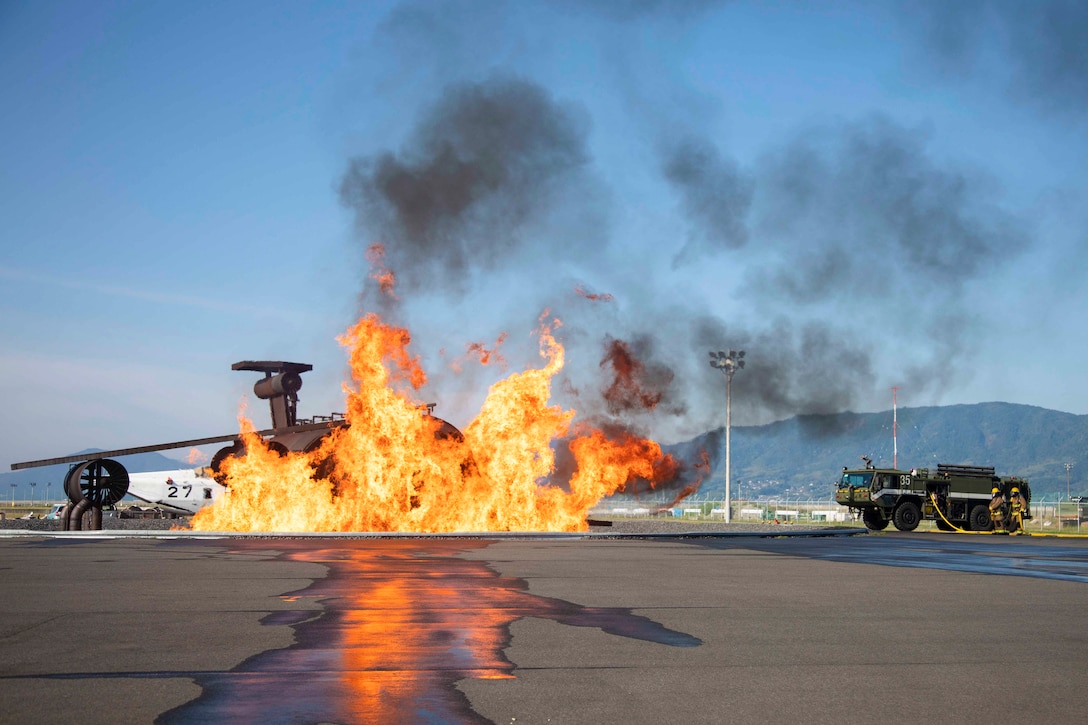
left=46, top=481, right=52, bottom=503
left=9, top=483, right=16, bottom=507
left=30, top=482, right=37, bottom=506
left=891, top=386, right=900, bottom=469
left=1066, top=463, right=1074, bottom=500
left=709, top=349, right=745, bottom=524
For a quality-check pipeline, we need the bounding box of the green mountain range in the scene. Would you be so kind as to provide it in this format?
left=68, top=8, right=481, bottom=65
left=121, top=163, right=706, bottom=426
left=668, top=402, right=1087, bottom=501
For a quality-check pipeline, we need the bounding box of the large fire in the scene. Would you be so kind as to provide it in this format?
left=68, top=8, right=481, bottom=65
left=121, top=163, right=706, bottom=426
left=190, top=313, right=686, bottom=533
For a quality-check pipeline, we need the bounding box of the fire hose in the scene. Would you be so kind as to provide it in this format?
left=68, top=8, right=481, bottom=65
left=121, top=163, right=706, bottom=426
left=925, top=493, right=1088, bottom=539
left=928, top=493, right=995, bottom=535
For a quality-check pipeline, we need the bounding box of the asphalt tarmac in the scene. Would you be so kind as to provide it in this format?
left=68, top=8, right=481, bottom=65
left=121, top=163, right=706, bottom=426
left=1, top=530, right=1086, bottom=724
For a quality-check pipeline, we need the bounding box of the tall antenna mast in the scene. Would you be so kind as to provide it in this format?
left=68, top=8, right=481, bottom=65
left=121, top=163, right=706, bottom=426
left=891, top=386, right=900, bottom=469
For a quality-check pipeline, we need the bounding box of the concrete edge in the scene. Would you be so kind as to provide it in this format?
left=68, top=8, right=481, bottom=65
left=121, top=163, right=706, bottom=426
left=0, top=527, right=867, bottom=541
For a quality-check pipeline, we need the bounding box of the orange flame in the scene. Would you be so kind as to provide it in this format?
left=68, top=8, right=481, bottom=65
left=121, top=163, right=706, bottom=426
left=190, top=312, right=681, bottom=533
left=600, top=338, right=665, bottom=413
left=186, top=447, right=209, bottom=465
left=365, top=243, right=397, bottom=298
left=664, top=450, right=709, bottom=508
left=574, top=284, right=614, bottom=303
left=451, top=332, right=509, bottom=372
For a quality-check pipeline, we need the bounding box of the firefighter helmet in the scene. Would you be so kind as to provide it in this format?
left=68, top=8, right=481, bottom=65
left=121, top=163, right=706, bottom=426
left=991, top=487, right=1000, bottom=495
left=1011, top=487, right=1020, bottom=495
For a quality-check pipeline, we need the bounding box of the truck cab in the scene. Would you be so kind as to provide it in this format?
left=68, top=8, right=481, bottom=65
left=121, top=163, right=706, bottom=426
left=836, top=465, right=922, bottom=531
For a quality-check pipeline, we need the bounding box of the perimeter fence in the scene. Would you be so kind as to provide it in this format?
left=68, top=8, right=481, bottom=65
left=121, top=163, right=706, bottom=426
left=592, top=495, right=1088, bottom=532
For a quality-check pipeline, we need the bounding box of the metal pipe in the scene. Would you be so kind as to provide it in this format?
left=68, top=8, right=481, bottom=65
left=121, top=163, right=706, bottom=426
left=68, top=499, right=90, bottom=531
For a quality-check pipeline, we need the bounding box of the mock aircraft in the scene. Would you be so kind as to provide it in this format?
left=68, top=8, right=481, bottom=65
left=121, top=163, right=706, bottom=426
left=10, top=359, right=458, bottom=529
left=125, top=467, right=227, bottom=515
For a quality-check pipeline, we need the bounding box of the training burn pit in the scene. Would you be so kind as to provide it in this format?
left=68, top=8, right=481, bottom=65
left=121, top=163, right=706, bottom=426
left=190, top=313, right=686, bottom=533
left=10, top=313, right=696, bottom=533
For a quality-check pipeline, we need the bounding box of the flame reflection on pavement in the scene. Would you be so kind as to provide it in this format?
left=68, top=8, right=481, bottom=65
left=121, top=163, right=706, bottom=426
left=160, top=539, right=700, bottom=724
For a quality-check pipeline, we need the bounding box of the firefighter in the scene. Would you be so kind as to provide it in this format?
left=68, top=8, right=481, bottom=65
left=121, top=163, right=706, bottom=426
left=988, top=486, right=1007, bottom=532
left=1009, top=487, right=1026, bottom=534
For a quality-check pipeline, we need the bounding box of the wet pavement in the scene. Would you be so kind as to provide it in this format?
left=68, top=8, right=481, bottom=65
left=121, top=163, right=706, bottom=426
left=1, top=531, right=1086, bottom=724
left=161, top=540, right=699, bottom=724
left=696, top=531, right=1088, bottom=583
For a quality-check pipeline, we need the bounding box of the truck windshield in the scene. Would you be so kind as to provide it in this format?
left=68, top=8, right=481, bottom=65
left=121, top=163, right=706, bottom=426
left=841, top=472, right=873, bottom=488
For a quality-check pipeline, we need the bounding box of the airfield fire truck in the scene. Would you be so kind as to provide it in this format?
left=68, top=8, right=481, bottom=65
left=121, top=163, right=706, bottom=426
left=835, top=459, right=1032, bottom=532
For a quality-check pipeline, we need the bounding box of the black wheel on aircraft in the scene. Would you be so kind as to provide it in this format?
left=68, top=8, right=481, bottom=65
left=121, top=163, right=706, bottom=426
left=210, top=440, right=246, bottom=485
left=892, top=501, right=921, bottom=532
left=266, top=441, right=289, bottom=456
left=968, top=505, right=993, bottom=532
left=862, top=508, right=889, bottom=531
left=64, top=459, right=130, bottom=507
left=433, top=418, right=464, bottom=441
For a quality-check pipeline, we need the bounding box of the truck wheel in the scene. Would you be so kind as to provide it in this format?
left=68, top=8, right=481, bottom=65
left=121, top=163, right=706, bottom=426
left=862, top=509, right=889, bottom=531
left=968, top=505, right=993, bottom=532
left=935, top=518, right=954, bottom=531
left=893, top=501, right=921, bottom=532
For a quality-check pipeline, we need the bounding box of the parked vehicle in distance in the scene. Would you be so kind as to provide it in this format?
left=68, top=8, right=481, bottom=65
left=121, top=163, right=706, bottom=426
left=43, top=504, right=66, bottom=520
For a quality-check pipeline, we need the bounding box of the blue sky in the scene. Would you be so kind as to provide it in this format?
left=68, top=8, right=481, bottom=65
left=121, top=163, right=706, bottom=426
left=2, top=0, right=1087, bottom=472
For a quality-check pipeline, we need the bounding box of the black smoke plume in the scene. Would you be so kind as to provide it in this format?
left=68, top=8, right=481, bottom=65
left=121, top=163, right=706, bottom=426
left=340, top=76, right=592, bottom=296
left=746, top=115, right=1028, bottom=304
left=907, top=0, right=1088, bottom=118
left=660, top=135, right=753, bottom=265
left=338, top=1, right=1038, bottom=445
